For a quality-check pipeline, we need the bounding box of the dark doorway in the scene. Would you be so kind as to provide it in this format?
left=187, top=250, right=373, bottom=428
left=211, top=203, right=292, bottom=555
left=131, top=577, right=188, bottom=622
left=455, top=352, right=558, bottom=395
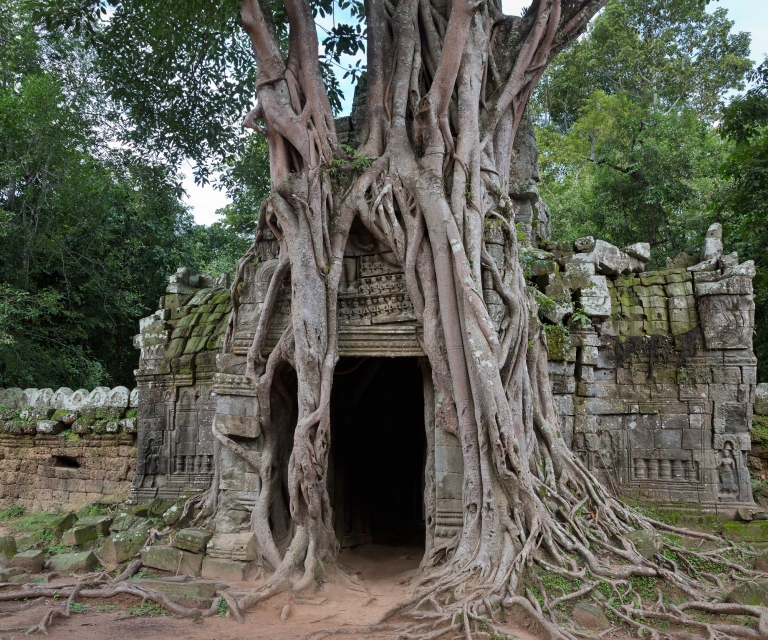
left=330, top=357, right=426, bottom=548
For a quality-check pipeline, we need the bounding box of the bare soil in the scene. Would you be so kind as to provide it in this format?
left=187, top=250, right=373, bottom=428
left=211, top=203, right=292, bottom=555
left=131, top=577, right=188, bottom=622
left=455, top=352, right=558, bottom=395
left=0, top=545, right=537, bottom=640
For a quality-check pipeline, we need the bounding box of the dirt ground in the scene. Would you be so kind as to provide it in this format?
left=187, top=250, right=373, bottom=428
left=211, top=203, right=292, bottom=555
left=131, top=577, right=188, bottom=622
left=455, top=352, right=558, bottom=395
left=0, top=545, right=538, bottom=640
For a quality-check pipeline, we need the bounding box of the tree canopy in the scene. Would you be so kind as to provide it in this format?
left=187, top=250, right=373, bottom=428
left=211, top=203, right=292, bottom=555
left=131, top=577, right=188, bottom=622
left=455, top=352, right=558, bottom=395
left=0, top=1, right=254, bottom=388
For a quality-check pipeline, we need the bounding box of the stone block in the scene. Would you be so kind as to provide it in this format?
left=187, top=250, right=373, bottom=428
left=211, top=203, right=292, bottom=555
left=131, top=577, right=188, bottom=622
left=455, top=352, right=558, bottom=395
left=148, top=497, right=176, bottom=517
left=62, top=523, right=98, bottom=547
left=217, top=413, right=261, bottom=439
left=695, top=276, right=753, bottom=297
left=206, top=532, right=258, bottom=561
left=665, top=281, right=693, bottom=297
left=201, top=557, right=248, bottom=582
left=162, top=503, right=184, bottom=526
left=0, top=567, right=26, bottom=580
left=725, top=581, right=768, bottom=606
left=98, top=525, right=150, bottom=565
left=141, top=545, right=203, bottom=575
left=756, top=384, right=768, bottom=416
left=553, top=394, right=574, bottom=416
left=172, top=529, right=213, bottom=554
left=572, top=602, right=611, bottom=630
left=700, top=223, right=723, bottom=262
left=622, top=242, right=651, bottom=262
left=722, top=521, right=768, bottom=543
left=128, top=578, right=216, bottom=608
left=625, top=529, right=663, bottom=559
left=574, top=236, right=595, bottom=252
left=49, top=551, right=98, bottom=573
left=78, top=515, right=113, bottom=536
left=0, top=536, right=17, bottom=559
left=51, top=512, right=78, bottom=537
left=681, top=430, right=702, bottom=449
left=654, top=430, right=682, bottom=449
left=36, top=420, right=65, bottom=435
left=699, top=295, right=754, bottom=350
left=580, top=346, right=599, bottom=365
left=10, top=550, right=44, bottom=573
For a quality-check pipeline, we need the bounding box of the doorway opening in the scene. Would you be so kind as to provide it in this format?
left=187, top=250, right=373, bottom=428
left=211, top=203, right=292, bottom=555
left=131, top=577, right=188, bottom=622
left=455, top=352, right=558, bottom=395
left=330, top=357, right=426, bottom=548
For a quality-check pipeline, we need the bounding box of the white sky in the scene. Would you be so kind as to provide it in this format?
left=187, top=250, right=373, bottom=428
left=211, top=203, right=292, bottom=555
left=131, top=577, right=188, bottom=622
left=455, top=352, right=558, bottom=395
left=186, top=0, right=768, bottom=226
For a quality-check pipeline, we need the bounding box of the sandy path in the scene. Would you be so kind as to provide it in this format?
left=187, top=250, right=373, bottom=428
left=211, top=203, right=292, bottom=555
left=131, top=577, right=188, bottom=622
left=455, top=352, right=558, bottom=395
left=0, top=545, right=538, bottom=640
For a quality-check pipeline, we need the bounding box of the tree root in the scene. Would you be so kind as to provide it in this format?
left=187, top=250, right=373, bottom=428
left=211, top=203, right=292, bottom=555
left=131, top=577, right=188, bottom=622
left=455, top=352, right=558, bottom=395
left=1, top=568, right=233, bottom=636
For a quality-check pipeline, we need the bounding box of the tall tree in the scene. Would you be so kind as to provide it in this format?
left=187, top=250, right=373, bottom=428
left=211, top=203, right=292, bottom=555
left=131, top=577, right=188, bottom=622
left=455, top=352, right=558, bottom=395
left=0, top=1, right=247, bottom=387
left=719, top=57, right=768, bottom=382
left=38, top=0, right=764, bottom=635
left=533, top=0, right=751, bottom=263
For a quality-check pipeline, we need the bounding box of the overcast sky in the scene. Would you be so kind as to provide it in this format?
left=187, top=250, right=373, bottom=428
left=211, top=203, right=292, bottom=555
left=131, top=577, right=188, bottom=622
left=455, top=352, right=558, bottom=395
left=185, top=0, right=768, bottom=226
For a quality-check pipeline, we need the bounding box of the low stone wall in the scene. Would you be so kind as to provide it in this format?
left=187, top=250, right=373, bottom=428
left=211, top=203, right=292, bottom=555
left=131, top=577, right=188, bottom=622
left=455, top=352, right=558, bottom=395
left=0, top=386, right=138, bottom=510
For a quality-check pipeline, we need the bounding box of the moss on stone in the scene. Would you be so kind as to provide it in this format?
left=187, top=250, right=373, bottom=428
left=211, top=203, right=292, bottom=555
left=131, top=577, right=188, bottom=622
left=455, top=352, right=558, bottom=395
left=722, top=521, right=768, bottom=543
left=544, top=325, right=570, bottom=361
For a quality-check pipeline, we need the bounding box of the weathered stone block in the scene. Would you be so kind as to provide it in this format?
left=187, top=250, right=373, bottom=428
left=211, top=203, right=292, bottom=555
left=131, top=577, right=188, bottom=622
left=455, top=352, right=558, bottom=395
left=553, top=395, right=574, bottom=416
left=700, top=223, right=723, bottom=261
left=0, top=567, right=26, bottom=580
left=695, top=276, right=753, bottom=297
left=148, top=497, right=176, bottom=517
left=725, top=581, right=768, bottom=606
left=756, top=384, right=768, bottom=416
left=172, top=529, right=212, bottom=554
left=681, top=430, right=702, bottom=449
left=78, top=515, right=113, bottom=536
left=622, top=242, right=650, bottom=262
left=699, top=295, right=754, bottom=350
left=206, top=532, right=258, bottom=561
left=10, top=550, right=44, bottom=573
left=0, top=536, right=17, bottom=559
left=62, top=523, right=98, bottom=547
left=98, top=525, right=150, bottom=564
left=722, top=521, right=768, bottom=543
left=625, top=530, right=662, bottom=559
left=217, top=413, right=261, bottom=438
left=201, top=557, right=248, bottom=582
left=141, top=545, right=203, bottom=575
left=128, top=578, right=216, bottom=608
left=51, top=512, right=78, bottom=537
left=49, top=551, right=98, bottom=573
left=572, top=602, right=610, bottom=630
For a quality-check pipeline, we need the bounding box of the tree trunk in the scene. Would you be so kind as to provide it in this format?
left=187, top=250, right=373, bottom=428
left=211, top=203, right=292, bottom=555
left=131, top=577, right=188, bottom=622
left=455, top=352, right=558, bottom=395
left=211, top=0, right=760, bottom=636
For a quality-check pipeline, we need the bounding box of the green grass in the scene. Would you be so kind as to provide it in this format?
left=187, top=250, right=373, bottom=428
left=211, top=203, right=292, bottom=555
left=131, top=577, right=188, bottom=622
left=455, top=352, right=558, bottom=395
left=0, top=505, right=25, bottom=520
left=129, top=603, right=167, bottom=617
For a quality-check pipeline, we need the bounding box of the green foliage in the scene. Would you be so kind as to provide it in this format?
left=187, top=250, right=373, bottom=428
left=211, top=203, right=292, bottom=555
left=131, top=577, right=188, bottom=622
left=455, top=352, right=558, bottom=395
left=717, top=58, right=768, bottom=382
left=0, top=2, right=255, bottom=388
left=534, top=0, right=751, bottom=128
left=129, top=603, right=167, bottom=617
left=570, top=309, right=591, bottom=328
left=752, top=416, right=768, bottom=448
left=217, top=597, right=228, bottom=616
left=630, top=575, right=659, bottom=600
left=534, top=0, right=751, bottom=267
left=0, top=504, right=25, bottom=520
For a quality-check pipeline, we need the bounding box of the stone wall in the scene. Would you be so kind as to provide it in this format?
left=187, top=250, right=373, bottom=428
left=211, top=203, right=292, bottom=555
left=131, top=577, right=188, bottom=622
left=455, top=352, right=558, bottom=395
left=0, top=386, right=138, bottom=510
left=131, top=267, right=231, bottom=503
left=535, top=224, right=757, bottom=513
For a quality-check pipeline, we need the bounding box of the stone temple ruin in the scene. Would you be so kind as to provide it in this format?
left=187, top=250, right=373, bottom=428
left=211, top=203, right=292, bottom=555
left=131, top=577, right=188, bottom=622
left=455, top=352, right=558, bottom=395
left=0, top=103, right=762, bottom=573
left=123, top=114, right=761, bottom=560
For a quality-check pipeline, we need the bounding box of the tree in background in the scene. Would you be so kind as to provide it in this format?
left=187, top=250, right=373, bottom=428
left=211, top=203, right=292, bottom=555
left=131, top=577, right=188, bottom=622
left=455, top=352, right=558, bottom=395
left=718, top=58, right=768, bottom=381
left=534, top=0, right=751, bottom=262
left=0, top=2, right=254, bottom=388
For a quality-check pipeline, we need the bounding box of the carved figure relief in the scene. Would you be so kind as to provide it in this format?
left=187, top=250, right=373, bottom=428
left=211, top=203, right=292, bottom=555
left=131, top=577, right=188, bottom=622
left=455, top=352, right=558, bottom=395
left=717, top=442, right=740, bottom=501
